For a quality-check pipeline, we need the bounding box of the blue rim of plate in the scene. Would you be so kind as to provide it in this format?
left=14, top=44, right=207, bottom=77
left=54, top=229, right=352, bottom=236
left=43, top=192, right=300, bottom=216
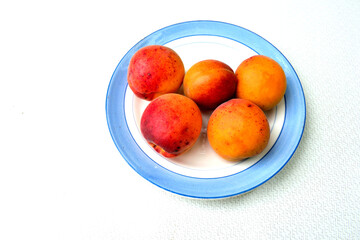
left=106, top=20, right=306, bottom=199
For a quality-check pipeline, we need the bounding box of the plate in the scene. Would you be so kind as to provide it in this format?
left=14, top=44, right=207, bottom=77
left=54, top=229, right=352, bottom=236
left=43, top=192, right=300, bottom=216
left=106, top=20, right=306, bottom=199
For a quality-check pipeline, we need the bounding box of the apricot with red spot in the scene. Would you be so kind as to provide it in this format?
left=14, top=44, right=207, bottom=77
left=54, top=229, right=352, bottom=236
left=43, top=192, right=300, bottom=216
left=140, top=93, right=202, bottom=158
left=127, top=45, right=185, bottom=101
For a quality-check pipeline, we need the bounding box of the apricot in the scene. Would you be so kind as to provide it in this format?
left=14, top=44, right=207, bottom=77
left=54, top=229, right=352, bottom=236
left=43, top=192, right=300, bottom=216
left=127, top=45, right=185, bottom=101
left=183, top=59, right=237, bottom=109
left=207, top=99, right=270, bottom=161
left=140, top=93, right=202, bottom=158
left=235, top=55, right=286, bottom=111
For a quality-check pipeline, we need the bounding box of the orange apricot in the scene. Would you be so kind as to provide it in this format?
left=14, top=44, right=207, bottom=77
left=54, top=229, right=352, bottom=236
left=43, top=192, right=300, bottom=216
left=183, top=59, right=237, bottom=109
left=235, top=55, right=286, bottom=111
left=207, top=99, right=270, bottom=161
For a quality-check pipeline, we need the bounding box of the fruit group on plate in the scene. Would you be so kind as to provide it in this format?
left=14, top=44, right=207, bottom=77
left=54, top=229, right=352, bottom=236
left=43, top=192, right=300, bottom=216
left=129, top=46, right=284, bottom=161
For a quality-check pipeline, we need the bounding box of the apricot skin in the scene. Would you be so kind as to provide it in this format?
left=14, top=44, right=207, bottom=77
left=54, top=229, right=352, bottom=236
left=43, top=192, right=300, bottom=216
left=183, top=60, right=237, bottom=109
left=127, top=45, right=185, bottom=101
left=140, top=93, right=202, bottom=158
left=235, top=55, right=286, bottom=111
left=207, top=99, right=270, bottom=161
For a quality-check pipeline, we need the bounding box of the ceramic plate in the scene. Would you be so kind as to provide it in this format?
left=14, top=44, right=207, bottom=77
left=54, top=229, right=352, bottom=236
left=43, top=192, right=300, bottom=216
left=106, top=20, right=306, bottom=199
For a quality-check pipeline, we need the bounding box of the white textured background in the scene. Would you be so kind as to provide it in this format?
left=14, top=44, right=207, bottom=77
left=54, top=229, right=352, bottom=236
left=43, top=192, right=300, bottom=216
left=1, top=0, right=359, bottom=239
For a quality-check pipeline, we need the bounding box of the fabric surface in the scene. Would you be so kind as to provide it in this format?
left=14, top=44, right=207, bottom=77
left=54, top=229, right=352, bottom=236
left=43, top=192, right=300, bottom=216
left=0, top=0, right=359, bottom=239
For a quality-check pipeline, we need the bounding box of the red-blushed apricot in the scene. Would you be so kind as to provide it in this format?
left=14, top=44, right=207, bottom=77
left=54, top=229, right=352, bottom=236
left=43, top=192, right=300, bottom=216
left=235, top=55, right=286, bottom=111
left=183, top=59, right=237, bottom=109
left=140, top=93, right=202, bottom=158
left=207, top=99, right=270, bottom=161
left=127, top=45, right=185, bottom=101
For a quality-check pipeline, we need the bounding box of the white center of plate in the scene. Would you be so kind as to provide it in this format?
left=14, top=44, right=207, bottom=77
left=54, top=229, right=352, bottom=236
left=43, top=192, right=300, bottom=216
left=125, top=35, right=285, bottom=178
